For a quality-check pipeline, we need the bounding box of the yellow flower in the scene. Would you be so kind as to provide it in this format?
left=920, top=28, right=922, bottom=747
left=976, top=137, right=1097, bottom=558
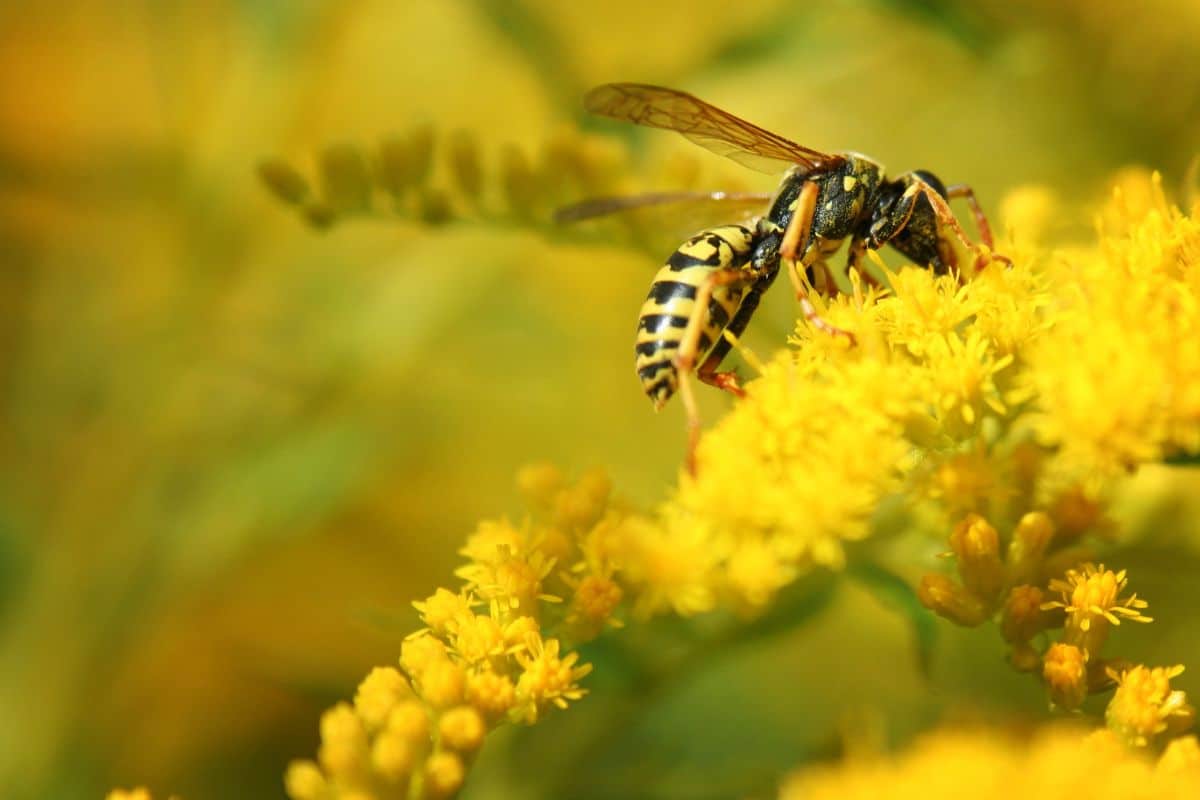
left=1106, top=664, right=1195, bottom=747
left=779, top=727, right=1200, bottom=800
left=413, top=588, right=475, bottom=636
left=1043, top=563, right=1151, bottom=655
left=514, top=635, right=592, bottom=722
left=1023, top=172, right=1200, bottom=485
left=455, top=543, right=559, bottom=617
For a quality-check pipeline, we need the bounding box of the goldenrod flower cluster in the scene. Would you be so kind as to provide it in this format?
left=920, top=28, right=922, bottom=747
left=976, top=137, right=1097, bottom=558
left=121, top=170, right=1199, bottom=799
left=778, top=726, right=1200, bottom=800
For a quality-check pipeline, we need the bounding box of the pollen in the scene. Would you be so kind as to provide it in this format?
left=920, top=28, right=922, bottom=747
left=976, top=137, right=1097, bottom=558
left=843, top=175, right=858, bottom=191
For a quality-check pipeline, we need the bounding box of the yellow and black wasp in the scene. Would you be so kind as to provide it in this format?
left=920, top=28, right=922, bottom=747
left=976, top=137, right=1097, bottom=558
left=558, top=83, right=1006, bottom=473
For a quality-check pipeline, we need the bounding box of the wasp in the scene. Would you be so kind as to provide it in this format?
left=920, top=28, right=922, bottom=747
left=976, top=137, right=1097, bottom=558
left=558, top=83, right=1006, bottom=474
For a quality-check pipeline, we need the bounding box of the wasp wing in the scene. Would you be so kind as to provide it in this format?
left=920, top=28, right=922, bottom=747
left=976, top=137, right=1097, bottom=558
left=584, top=83, right=843, bottom=175
left=555, top=190, right=772, bottom=256
left=554, top=190, right=772, bottom=223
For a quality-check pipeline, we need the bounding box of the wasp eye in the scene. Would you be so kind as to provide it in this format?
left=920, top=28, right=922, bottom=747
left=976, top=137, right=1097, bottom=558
left=913, top=170, right=948, bottom=199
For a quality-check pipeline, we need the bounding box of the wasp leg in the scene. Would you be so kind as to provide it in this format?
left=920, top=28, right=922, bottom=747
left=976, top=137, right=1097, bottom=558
left=695, top=274, right=772, bottom=399
left=846, top=237, right=883, bottom=289
left=675, top=268, right=755, bottom=475
left=945, top=184, right=994, bottom=248
left=903, top=181, right=1011, bottom=273
left=779, top=181, right=857, bottom=345
left=945, top=183, right=1013, bottom=271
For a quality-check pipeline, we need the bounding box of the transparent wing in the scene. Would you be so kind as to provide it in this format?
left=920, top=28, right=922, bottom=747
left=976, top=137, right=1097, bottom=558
left=584, top=83, right=843, bottom=175
left=555, top=190, right=772, bottom=256
left=554, top=190, right=772, bottom=223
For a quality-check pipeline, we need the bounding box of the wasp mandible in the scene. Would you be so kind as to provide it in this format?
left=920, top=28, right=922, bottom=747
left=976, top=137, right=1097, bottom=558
left=558, top=83, right=1007, bottom=474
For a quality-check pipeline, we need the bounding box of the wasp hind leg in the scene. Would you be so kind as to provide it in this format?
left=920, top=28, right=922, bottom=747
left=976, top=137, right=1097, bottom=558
left=674, top=268, right=754, bottom=475
left=780, top=180, right=857, bottom=345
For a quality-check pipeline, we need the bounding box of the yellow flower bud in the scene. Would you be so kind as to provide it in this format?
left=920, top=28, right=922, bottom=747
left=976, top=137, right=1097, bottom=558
left=949, top=514, right=1005, bottom=606
left=257, top=159, right=310, bottom=205
left=1006, top=512, right=1055, bottom=585
left=515, top=462, right=564, bottom=509
left=283, top=760, right=326, bottom=800
left=918, top=573, right=988, bottom=626
left=317, top=703, right=369, bottom=780
left=420, top=659, right=467, bottom=710
left=423, top=751, right=465, bottom=798
left=372, top=730, right=416, bottom=781
left=439, top=706, right=487, bottom=753
left=401, top=634, right=449, bottom=678
left=447, top=129, right=482, bottom=201
left=318, top=143, right=371, bottom=213
left=387, top=700, right=432, bottom=746
left=465, top=669, right=517, bottom=722
left=1043, top=643, right=1088, bottom=711
left=354, top=666, right=413, bottom=730
left=1000, top=584, right=1049, bottom=645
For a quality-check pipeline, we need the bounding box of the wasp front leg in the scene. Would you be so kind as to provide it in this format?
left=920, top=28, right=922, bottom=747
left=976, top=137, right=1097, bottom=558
left=780, top=180, right=857, bottom=345
left=674, top=268, right=755, bottom=475
left=902, top=180, right=1011, bottom=272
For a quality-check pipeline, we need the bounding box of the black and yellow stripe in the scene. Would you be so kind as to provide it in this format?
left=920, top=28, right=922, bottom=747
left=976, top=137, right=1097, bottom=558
left=635, top=224, right=757, bottom=408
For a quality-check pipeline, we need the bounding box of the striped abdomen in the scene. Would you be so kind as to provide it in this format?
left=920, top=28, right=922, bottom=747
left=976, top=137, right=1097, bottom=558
left=635, top=224, right=756, bottom=409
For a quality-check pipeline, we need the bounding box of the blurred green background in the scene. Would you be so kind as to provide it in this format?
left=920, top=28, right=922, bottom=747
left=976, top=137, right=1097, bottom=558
left=2, top=1, right=1200, bottom=798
